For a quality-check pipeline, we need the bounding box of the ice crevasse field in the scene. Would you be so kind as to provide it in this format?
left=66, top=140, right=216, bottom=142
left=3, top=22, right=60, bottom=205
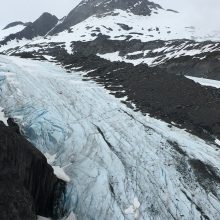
left=0, top=55, right=220, bottom=219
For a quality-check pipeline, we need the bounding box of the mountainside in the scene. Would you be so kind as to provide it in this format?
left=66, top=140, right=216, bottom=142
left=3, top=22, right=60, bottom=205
left=49, top=0, right=162, bottom=35
left=0, top=22, right=28, bottom=42
left=0, top=12, right=58, bottom=45
left=3, top=21, right=31, bottom=30
left=0, top=117, right=66, bottom=219
left=1, top=0, right=220, bottom=219
left=1, top=0, right=220, bottom=80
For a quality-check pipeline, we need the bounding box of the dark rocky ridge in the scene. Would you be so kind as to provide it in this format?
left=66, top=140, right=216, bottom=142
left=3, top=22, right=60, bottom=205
left=19, top=35, right=220, bottom=80
left=0, top=118, right=66, bottom=220
left=3, top=21, right=32, bottom=30
left=159, top=52, right=220, bottom=80
left=0, top=13, right=58, bottom=45
left=49, top=0, right=162, bottom=35
left=64, top=37, right=220, bottom=80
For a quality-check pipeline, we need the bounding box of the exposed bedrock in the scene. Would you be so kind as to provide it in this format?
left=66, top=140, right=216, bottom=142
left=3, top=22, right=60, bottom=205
left=0, top=12, right=58, bottom=46
left=0, top=119, right=66, bottom=220
left=69, top=37, right=220, bottom=80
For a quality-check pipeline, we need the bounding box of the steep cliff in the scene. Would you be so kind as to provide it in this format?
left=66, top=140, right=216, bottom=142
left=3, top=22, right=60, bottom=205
left=0, top=119, right=66, bottom=220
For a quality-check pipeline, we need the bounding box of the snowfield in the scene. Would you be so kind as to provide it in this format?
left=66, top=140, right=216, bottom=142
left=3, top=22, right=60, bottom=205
left=0, top=24, right=25, bottom=41
left=0, top=55, right=220, bottom=220
left=186, top=76, right=220, bottom=89
left=2, top=6, right=220, bottom=56
left=97, top=42, right=220, bottom=67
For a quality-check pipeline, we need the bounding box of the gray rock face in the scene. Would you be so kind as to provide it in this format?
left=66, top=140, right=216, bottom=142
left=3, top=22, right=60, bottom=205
left=2, top=21, right=32, bottom=30
left=0, top=13, right=58, bottom=45
left=49, top=0, right=162, bottom=35
left=3, top=21, right=24, bottom=30
left=0, top=119, right=66, bottom=219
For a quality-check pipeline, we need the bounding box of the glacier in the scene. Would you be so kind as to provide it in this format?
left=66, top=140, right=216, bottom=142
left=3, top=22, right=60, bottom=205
left=0, top=55, right=220, bottom=220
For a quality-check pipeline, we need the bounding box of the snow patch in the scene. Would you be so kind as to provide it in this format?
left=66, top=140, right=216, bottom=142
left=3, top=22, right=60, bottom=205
left=0, top=24, right=25, bottom=41
left=186, top=76, right=220, bottom=89
left=45, top=153, right=56, bottom=164
left=52, top=166, right=71, bottom=182
left=124, top=197, right=141, bottom=219
left=65, top=212, right=77, bottom=220
left=0, top=107, right=8, bottom=125
left=45, top=152, right=70, bottom=182
left=215, top=139, right=220, bottom=146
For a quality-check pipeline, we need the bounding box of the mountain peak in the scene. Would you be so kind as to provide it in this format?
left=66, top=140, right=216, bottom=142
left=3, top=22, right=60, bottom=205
left=49, top=0, right=162, bottom=35
left=0, top=12, right=58, bottom=45
left=35, top=12, right=58, bottom=25
left=76, top=0, right=162, bottom=14
left=39, top=12, right=57, bottom=18
left=3, top=21, right=24, bottom=30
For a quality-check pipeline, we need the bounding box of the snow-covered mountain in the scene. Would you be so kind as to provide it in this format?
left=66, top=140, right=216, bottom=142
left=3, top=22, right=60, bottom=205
left=1, top=0, right=220, bottom=219
left=0, top=21, right=29, bottom=41
left=49, top=0, right=162, bottom=35
left=1, top=0, right=220, bottom=80
left=0, top=13, right=58, bottom=45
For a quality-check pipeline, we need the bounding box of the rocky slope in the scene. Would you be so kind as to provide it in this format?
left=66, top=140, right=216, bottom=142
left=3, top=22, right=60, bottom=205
left=0, top=22, right=27, bottom=42
left=0, top=117, right=66, bottom=219
left=1, top=0, right=220, bottom=81
left=3, top=21, right=31, bottom=30
left=49, top=0, right=162, bottom=35
left=0, top=12, right=58, bottom=45
left=0, top=0, right=220, bottom=67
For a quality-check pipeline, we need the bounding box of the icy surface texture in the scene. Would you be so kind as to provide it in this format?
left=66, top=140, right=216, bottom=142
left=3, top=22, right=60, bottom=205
left=0, top=55, right=220, bottom=220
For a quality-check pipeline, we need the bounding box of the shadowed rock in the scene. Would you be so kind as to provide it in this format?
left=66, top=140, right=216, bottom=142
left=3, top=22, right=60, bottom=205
left=0, top=119, right=66, bottom=220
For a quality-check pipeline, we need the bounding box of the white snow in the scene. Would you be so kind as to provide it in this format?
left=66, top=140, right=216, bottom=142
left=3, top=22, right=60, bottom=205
left=52, top=166, right=71, bottom=182
left=124, top=197, right=141, bottom=219
left=0, top=107, right=8, bottom=125
left=0, top=38, right=32, bottom=55
left=0, top=55, right=220, bottom=220
left=215, top=139, right=220, bottom=146
left=44, top=153, right=56, bottom=164
left=65, top=212, right=77, bottom=220
left=186, top=76, right=220, bottom=89
left=97, top=42, right=220, bottom=67
left=51, top=8, right=220, bottom=43
left=97, top=51, right=155, bottom=66
left=0, top=24, right=25, bottom=41
left=1, top=6, right=220, bottom=55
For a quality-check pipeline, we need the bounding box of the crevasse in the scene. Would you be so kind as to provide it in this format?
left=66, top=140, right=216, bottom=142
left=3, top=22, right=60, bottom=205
left=0, top=55, right=220, bottom=220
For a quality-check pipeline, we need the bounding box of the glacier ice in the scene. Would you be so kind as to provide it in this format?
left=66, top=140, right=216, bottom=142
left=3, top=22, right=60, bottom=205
left=0, top=55, right=220, bottom=220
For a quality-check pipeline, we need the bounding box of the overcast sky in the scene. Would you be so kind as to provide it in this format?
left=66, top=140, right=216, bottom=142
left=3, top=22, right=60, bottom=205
left=0, top=0, right=82, bottom=27
left=0, top=0, right=220, bottom=30
left=155, top=0, right=220, bottom=30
